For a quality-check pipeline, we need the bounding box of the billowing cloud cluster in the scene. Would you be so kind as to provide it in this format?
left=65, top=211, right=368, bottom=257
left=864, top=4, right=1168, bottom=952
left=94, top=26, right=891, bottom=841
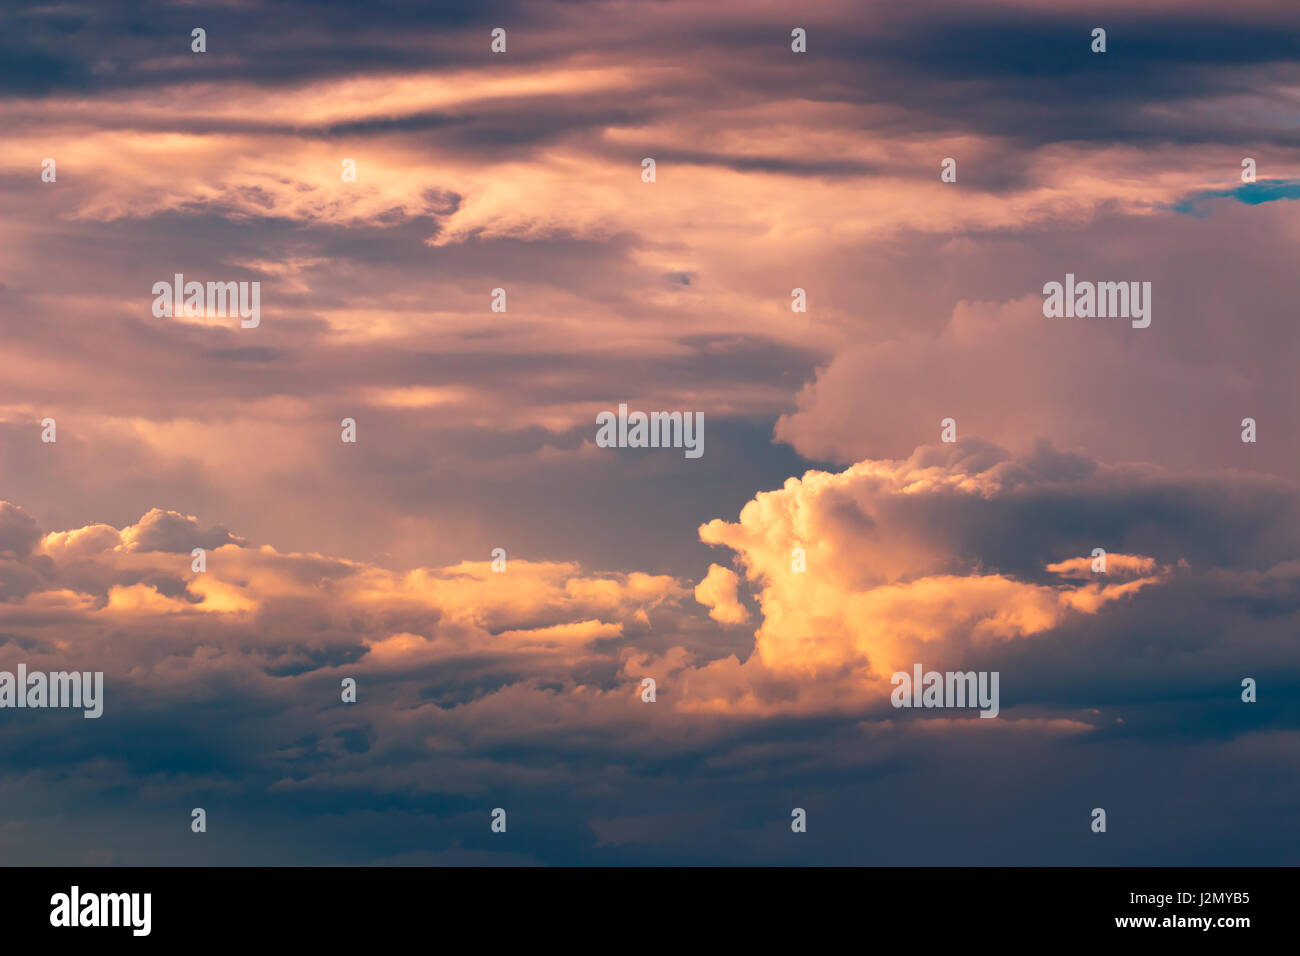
left=3, top=440, right=1299, bottom=863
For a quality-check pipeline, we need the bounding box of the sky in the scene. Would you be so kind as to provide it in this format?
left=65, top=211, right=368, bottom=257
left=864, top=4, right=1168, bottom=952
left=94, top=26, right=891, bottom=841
left=1, top=0, right=1298, bottom=865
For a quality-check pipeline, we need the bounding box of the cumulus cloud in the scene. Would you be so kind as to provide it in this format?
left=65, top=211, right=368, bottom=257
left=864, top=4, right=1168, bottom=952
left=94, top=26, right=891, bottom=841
left=3, top=437, right=1295, bottom=730
left=117, top=508, right=245, bottom=553
left=1, top=426, right=1299, bottom=863
left=684, top=440, right=1300, bottom=716
left=694, top=563, right=750, bottom=625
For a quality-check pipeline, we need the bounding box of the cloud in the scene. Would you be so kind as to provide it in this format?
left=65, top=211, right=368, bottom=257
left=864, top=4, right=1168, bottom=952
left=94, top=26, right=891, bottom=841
left=774, top=196, right=1300, bottom=484
left=694, top=563, right=750, bottom=625
left=4, top=0, right=1300, bottom=579
left=118, top=508, right=245, bottom=553
left=1, top=425, right=1299, bottom=863
left=689, top=440, right=1299, bottom=716
left=1046, top=552, right=1159, bottom=579
left=0, top=501, right=41, bottom=557
left=4, top=0, right=1300, bottom=865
